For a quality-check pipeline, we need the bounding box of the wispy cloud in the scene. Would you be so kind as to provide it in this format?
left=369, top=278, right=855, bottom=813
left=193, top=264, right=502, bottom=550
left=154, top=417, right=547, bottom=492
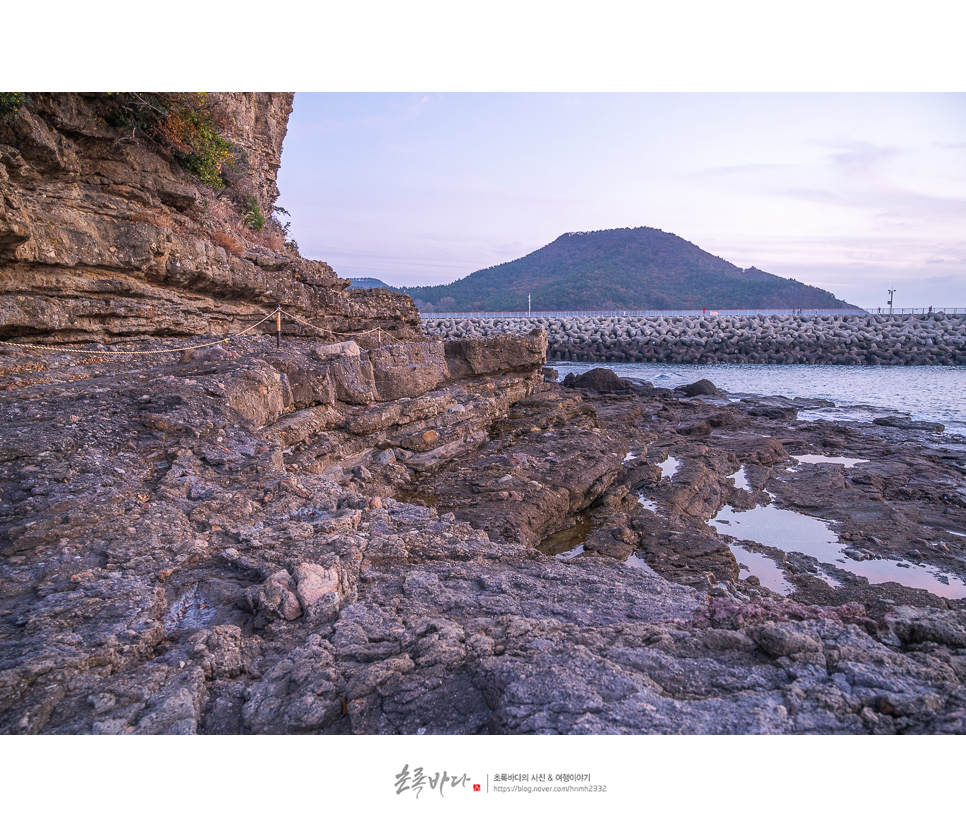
left=821, top=140, right=904, bottom=173
left=782, top=185, right=966, bottom=215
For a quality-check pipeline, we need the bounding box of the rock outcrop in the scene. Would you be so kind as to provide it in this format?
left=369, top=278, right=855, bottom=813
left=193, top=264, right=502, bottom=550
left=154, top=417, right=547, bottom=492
left=3, top=335, right=966, bottom=735
left=0, top=93, right=419, bottom=345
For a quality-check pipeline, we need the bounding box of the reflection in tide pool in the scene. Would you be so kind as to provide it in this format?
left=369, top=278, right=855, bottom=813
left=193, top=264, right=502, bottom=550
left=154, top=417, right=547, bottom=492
left=658, top=456, right=680, bottom=480
left=626, top=553, right=660, bottom=576
left=555, top=544, right=585, bottom=560
left=730, top=467, right=752, bottom=491
left=711, top=502, right=844, bottom=562
left=730, top=544, right=794, bottom=596
left=711, top=499, right=966, bottom=599
left=538, top=513, right=591, bottom=559
left=793, top=454, right=868, bottom=468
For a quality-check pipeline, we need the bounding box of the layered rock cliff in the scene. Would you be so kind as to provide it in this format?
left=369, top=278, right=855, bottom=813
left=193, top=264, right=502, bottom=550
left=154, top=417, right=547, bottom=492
left=0, top=93, right=418, bottom=344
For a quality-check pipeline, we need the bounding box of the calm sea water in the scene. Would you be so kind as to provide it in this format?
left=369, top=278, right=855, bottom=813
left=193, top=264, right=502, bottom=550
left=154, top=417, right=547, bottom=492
left=553, top=361, right=966, bottom=437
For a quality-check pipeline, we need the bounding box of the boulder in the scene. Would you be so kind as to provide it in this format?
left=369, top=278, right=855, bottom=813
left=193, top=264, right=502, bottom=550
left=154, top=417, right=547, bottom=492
left=563, top=368, right=631, bottom=392
left=675, top=379, right=721, bottom=397
left=244, top=570, right=303, bottom=621
left=444, top=329, right=547, bottom=378
left=366, top=340, right=448, bottom=400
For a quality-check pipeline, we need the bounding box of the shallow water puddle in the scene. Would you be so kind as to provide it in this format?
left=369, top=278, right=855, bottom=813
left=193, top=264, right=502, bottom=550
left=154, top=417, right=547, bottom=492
left=658, top=456, right=680, bottom=480
left=554, top=544, right=585, bottom=560
left=623, top=452, right=638, bottom=463
left=840, top=558, right=966, bottom=597
left=625, top=553, right=660, bottom=576
left=637, top=495, right=660, bottom=513
left=538, top=513, right=591, bottom=559
left=730, top=544, right=794, bottom=596
left=711, top=502, right=845, bottom=562
left=792, top=454, right=869, bottom=468
left=711, top=499, right=966, bottom=599
left=729, top=467, right=753, bottom=491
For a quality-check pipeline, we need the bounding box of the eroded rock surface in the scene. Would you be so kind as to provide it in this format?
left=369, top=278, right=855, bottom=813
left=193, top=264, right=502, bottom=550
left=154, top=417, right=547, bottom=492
left=2, top=334, right=965, bottom=735
left=3, top=93, right=966, bottom=736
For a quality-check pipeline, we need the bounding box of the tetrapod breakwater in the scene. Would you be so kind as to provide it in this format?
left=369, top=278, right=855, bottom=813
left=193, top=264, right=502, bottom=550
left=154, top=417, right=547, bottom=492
left=422, top=313, right=966, bottom=366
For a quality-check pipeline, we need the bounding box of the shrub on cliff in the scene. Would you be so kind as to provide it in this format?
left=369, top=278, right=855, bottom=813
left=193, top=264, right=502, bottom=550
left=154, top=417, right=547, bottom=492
left=0, top=93, right=27, bottom=119
left=102, top=93, right=235, bottom=188
left=272, top=205, right=300, bottom=254
left=242, top=195, right=265, bottom=231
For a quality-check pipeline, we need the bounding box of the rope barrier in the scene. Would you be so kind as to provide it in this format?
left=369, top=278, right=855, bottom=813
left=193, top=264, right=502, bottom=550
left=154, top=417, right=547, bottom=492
left=280, top=309, right=386, bottom=345
left=5, top=310, right=279, bottom=356
left=4, top=306, right=399, bottom=359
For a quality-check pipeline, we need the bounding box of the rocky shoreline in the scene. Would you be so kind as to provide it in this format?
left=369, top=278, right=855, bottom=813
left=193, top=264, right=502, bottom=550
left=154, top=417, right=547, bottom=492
left=2, top=332, right=965, bottom=734
left=3, top=93, right=965, bottom=735
left=423, top=313, right=966, bottom=366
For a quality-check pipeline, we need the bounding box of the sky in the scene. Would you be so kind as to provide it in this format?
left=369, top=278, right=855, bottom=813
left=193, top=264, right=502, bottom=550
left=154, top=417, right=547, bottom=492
left=276, top=93, right=966, bottom=310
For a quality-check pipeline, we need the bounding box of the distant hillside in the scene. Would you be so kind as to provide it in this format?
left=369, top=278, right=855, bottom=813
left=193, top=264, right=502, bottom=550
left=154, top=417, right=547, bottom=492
left=347, top=276, right=397, bottom=291
left=403, top=227, right=856, bottom=312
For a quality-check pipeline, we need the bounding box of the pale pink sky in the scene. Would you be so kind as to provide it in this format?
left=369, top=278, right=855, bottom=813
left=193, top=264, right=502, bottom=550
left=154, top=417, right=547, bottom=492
left=278, top=93, right=966, bottom=309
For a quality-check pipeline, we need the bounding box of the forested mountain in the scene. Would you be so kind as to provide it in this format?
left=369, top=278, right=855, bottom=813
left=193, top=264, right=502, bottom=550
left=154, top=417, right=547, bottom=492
left=402, top=227, right=856, bottom=312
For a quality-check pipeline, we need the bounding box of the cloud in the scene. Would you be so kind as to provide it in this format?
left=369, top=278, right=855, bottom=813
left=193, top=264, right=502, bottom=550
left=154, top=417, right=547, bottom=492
left=701, top=162, right=800, bottom=177
left=821, top=140, right=904, bottom=173
left=782, top=186, right=966, bottom=217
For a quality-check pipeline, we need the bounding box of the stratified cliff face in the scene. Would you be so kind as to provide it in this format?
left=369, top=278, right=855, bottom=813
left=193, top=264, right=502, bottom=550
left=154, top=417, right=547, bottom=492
left=215, top=93, right=292, bottom=212
left=0, top=93, right=419, bottom=343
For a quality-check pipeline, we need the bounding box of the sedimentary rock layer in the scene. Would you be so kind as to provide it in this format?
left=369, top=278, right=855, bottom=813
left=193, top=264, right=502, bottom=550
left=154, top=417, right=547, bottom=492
left=0, top=93, right=420, bottom=344
left=423, top=313, right=966, bottom=366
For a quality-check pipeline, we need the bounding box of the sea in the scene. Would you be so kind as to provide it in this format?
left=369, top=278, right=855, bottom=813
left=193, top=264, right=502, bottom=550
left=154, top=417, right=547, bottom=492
left=552, top=361, right=966, bottom=439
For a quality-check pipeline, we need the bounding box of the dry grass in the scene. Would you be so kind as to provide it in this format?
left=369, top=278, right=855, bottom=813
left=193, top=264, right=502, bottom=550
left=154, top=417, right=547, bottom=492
left=135, top=195, right=288, bottom=257
left=130, top=209, right=172, bottom=230
left=211, top=230, right=245, bottom=256
left=202, top=197, right=286, bottom=253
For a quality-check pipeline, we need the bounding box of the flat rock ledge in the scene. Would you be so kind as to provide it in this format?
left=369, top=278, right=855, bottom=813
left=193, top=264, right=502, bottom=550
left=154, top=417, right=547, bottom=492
left=1, top=334, right=965, bottom=735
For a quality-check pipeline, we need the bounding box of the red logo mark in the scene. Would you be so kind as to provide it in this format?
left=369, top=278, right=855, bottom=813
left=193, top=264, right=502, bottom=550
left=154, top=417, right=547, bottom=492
left=473, top=784, right=481, bottom=792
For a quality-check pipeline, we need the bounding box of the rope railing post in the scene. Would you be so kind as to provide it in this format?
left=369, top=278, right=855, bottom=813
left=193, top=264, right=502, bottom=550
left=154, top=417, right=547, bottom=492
left=275, top=304, right=282, bottom=349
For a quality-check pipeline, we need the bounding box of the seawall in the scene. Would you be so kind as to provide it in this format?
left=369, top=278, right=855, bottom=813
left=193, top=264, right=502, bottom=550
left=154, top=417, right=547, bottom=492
left=422, top=313, right=966, bottom=366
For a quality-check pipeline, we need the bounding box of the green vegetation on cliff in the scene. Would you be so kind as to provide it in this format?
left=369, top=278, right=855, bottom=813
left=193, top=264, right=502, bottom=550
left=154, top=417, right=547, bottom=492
left=103, top=93, right=235, bottom=188
left=0, top=93, right=27, bottom=119
left=404, top=227, right=856, bottom=312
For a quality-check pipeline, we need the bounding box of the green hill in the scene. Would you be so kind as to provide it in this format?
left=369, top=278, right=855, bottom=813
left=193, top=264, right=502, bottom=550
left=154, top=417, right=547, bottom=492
left=402, top=227, right=856, bottom=312
left=347, top=276, right=396, bottom=290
